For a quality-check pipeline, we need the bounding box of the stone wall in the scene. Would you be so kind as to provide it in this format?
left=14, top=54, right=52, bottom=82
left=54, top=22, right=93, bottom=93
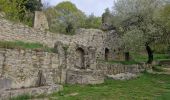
left=96, top=62, right=146, bottom=75
left=72, top=29, right=117, bottom=60
left=0, top=48, right=149, bottom=99
left=0, top=15, right=118, bottom=61
left=66, top=69, right=104, bottom=85
left=0, top=17, right=70, bottom=48
left=0, top=85, right=63, bottom=100
left=65, top=61, right=148, bottom=84
left=0, top=48, right=65, bottom=90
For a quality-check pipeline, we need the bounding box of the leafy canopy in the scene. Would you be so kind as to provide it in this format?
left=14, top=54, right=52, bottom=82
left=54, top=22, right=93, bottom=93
left=112, top=0, right=166, bottom=52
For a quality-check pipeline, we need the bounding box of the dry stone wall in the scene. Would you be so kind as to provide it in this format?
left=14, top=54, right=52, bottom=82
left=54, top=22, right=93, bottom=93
left=0, top=48, right=65, bottom=90
left=0, top=17, right=70, bottom=47
left=96, top=62, right=146, bottom=75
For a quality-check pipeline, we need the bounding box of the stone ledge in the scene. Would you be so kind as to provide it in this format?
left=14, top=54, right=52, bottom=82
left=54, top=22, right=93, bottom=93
left=66, top=69, right=104, bottom=85
left=158, top=60, right=170, bottom=66
left=0, top=85, right=63, bottom=100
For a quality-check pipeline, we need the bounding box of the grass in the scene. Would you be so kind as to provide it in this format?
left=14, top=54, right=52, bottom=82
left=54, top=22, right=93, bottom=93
left=154, top=54, right=170, bottom=61
left=132, top=53, right=170, bottom=62
left=10, top=94, right=31, bottom=100
left=0, top=41, right=55, bottom=52
left=98, top=53, right=170, bottom=65
left=106, top=53, right=170, bottom=65
left=23, top=73, right=170, bottom=100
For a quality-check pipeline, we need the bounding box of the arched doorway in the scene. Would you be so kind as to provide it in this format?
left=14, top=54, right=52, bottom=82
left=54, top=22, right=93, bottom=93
left=105, top=48, right=109, bottom=61
left=75, top=48, right=85, bottom=69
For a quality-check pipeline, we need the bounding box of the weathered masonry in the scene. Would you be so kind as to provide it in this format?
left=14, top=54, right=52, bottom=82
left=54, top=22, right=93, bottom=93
left=0, top=11, right=147, bottom=99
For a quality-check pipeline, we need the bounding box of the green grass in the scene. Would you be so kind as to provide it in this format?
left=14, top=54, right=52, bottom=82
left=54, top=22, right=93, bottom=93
left=154, top=54, right=170, bottom=61
left=10, top=94, right=31, bottom=100
left=10, top=73, right=170, bottom=100
left=0, top=41, right=55, bottom=52
left=29, top=73, right=170, bottom=100
left=99, top=53, right=170, bottom=65
left=131, top=53, right=170, bottom=63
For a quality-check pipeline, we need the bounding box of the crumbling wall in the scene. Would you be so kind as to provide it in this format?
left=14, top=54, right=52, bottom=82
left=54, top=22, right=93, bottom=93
left=34, top=11, right=49, bottom=31
left=0, top=48, right=64, bottom=90
left=0, top=17, right=70, bottom=47
left=96, top=62, right=146, bottom=75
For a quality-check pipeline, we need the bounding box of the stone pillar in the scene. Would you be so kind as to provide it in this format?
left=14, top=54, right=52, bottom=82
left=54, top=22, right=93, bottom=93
left=34, top=11, right=49, bottom=31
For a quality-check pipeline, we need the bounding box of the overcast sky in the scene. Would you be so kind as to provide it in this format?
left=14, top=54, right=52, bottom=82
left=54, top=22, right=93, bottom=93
left=42, top=0, right=114, bottom=16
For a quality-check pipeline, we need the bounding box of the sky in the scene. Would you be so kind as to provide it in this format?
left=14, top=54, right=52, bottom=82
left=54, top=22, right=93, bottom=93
left=42, top=0, right=114, bottom=16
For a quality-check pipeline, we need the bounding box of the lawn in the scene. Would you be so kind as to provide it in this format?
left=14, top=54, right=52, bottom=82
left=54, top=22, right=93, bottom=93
left=49, top=73, right=170, bottom=100
left=11, top=73, right=170, bottom=100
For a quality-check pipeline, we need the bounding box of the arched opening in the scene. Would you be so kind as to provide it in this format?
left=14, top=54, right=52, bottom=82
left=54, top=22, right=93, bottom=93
left=105, top=48, right=109, bottom=61
left=75, top=48, right=85, bottom=69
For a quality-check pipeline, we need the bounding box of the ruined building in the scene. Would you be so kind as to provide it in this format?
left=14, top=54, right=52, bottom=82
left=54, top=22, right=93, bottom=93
left=0, top=9, right=146, bottom=99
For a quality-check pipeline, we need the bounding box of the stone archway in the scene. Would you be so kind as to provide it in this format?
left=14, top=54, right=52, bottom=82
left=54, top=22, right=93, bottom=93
left=75, top=47, right=85, bottom=69
left=105, top=48, right=109, bottom=61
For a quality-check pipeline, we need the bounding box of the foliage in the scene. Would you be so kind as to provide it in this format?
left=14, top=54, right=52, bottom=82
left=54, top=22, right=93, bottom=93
left=0, top=0, right=41, bottom=26
left=157, top=4, right=170, bottom=31
left=24, top=0, right=42, bottom=12
left=102, top=8, right=113, bottom=26
left=0, top=0, right=27, bottom=21
left=45, top=1, right=102, bottom=34
left=112, top=0, right=165, bottom=52
left=155, top=3, right=170, bottom=45
left=32, top=73, right=170, bottom=100
left=45, top=1, right=86, bottom=35
left=84, top=14, right=102, bottom=29
left=152, top=44, right=169, bottom=54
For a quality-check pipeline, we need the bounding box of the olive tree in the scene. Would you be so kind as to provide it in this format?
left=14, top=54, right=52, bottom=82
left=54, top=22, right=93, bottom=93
left=113, top=0, right=166, bottom=63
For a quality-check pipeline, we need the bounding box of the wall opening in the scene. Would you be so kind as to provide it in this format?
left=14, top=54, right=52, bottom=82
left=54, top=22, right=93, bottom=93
left=36, top=70, right=46, bottom=87
left=75, top=47, right=85, bottom=69
left=105, top=48, right=109, bottom=61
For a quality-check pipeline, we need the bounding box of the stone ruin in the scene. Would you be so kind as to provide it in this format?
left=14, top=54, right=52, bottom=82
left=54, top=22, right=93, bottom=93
left=0, top=10, right=148, bottom=99
left=34, top=11, right=49, bottom=31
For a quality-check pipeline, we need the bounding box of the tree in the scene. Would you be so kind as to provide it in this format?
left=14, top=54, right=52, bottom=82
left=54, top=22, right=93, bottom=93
left=24, top=0, right=42, bottom=12
left=113, top=0, right=166, bottom=63
left=0, top=0, right=26, bottom=21
left=102, top=8, right=111, bottom=24
left=102, top=8, right=114, bottom=31
left=84, top=13, right=102, bottom=29
left=156, top=4, right=170, bottom=43
left=45, top=1, right=86, bottom=34
left=0, top=0, right=42, bottom=26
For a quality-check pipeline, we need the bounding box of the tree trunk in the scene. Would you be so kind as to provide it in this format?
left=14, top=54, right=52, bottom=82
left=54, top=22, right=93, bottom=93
left=145, top=43, right=153, bottom=64
left=125, top=52, right=130, bottom=61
